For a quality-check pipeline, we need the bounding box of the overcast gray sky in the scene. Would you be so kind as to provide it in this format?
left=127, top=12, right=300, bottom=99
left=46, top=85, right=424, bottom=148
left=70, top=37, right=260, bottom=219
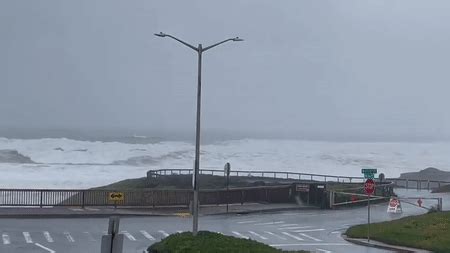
left=1, top=0, right=450, bottom=140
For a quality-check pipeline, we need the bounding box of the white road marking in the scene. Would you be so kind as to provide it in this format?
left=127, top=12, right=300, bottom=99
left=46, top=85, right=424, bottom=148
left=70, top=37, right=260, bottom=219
left=85, top=208, right=100, bottom=211
left=2, top=233, right=10, bottom=245
left=64, top=232, right=75, bottom=242
left=237, top=220, right=258, bottom=224
left=248, top=231, right=267, bottom=240
left=140, top=230, right=155, bottom=241
left=83, top=232, right=97, bottom=242
left=264, top=231, right=287, bottom=240
left=270, top=243, right=351, bottom=247
left=330, top=231, right=340, bottom=234
left=316, top=248, right=332, bottom=253
left=278, top=226, right=312, bottom=230
left=122, top=231, right=136, bottom=241
left=69, top=208, right=84, bottom=212
left=35, top=243, right=55, bottom=253
left=279, top=224, right=299, bottom=227
left=293, top=229, right=325, bottom=233
left=255, top=221, right=285, bottom=226
left=281, top=232, right=304, bottom=241
left=299, top=233, right=322, bottom=242
left=158, top=230, right=170, bottom=237
left=23, top=232, right=33, bottom=243
left=43, top=231, right=54, bottom=243
left=232, top=231, right=249, bottom=239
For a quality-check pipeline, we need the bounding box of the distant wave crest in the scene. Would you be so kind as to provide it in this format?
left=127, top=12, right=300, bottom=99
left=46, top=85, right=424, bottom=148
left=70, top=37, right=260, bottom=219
left=0, top=149, right=35, bottom=164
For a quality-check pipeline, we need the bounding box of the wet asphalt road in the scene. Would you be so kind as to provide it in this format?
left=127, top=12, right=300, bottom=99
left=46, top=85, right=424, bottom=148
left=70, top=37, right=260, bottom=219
left=0, top=189, right=447, bottom=253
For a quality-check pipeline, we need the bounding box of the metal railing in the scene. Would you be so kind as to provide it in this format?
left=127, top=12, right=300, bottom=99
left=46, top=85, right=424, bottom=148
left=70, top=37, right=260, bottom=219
left=0, top=185, right=293, bottom=208
left=148, top=168, right=367, bottom=183
left=148, top=169, right=450, bottom=190
left=387, top=178, right=450, bottom=190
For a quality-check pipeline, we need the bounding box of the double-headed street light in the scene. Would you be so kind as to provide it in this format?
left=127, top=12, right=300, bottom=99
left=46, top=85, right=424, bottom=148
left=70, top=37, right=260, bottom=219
left=154, top=32, right=243, bottom=235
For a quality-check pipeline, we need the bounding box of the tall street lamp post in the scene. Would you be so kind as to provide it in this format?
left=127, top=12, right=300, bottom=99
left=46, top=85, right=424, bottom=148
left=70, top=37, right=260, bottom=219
left=154, top=32, right=243, bottom=235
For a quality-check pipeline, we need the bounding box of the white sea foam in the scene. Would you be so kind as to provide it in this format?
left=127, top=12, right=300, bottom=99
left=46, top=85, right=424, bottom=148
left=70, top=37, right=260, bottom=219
left=0, top=137, right=449, bottom=189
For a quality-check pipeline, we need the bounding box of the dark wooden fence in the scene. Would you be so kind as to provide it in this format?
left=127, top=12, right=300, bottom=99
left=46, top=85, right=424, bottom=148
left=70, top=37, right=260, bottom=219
left=0, top=185, right=293, bottom=208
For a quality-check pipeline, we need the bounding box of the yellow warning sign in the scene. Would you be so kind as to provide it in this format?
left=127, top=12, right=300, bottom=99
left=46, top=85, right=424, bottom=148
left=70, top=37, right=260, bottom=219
left=108, top=192, right=124, bottom=201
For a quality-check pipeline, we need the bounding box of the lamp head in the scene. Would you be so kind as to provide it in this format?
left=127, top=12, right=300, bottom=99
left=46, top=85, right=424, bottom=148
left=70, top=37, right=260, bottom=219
left=154, top=32, right=167, bottom=37
left=232, top=37, right=244, bottom=42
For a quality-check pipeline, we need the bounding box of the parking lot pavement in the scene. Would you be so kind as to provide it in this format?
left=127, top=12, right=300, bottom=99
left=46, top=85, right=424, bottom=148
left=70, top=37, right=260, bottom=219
left=1, top=188, right=441, bottom=253
left=0, top=208, right=395, bottom=253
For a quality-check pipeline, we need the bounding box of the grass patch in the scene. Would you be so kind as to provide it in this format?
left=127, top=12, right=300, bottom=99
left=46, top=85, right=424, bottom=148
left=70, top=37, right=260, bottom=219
left=346, top=211, right=450, bottom=253
left=147, top=231, right=309, bottom=253
left=95, top=174, right=296, bottom=190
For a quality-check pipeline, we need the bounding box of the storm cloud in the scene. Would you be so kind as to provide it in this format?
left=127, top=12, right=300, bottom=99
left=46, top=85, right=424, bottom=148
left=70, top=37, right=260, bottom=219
left=1, top=0, right=449, bottom=141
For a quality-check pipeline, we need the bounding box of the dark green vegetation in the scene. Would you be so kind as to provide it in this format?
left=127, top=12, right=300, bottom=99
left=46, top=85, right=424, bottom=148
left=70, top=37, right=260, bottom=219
left=147, top=231, right=309, bottom=253
left=346, top=211, right=450, bottom=253
left=95, top=174, right=297, bottom=190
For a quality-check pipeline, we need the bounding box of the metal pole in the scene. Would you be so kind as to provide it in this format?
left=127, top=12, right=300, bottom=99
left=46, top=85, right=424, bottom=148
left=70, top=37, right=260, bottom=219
left=154, top=33, right=242, bottom=236
left=367, top=195, right=371, bottom=242
left=192, top=44, right=202, bottom=235
left=226, top=168, right=230, bottom=213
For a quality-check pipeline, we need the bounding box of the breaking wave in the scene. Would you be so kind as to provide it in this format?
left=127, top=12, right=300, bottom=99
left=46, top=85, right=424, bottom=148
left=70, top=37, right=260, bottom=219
left=1, top=137, right=450, bottom=188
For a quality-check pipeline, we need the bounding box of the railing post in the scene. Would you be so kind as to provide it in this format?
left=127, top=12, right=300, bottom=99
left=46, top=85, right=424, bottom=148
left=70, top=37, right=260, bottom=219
left=406, top=179, right=409, bottom=189
left=286, top=172, right=289, bottom=179
left=82, top=191, right=85, bottom=208
left=241, top=190, right=244, bottom=205
left=329, top=190, right=334, bottom=209
left=427, top=180, right=430, bottom=191
left=40, top=190, right=43, bottom=208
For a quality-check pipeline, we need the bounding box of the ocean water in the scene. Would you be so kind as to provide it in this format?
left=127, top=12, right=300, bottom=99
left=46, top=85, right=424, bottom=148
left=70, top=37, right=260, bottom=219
left=1, top=137, right=449, bottom=189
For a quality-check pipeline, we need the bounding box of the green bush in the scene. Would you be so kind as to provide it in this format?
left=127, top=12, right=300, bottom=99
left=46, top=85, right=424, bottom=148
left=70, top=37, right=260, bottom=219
left=147, top=231, right=308, bottom=253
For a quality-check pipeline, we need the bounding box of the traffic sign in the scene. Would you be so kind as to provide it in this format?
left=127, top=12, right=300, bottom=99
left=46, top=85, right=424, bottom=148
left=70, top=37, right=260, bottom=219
left=387, top=197, right=402, bottom=213
left=295, top=184, right=310, bottom=192
left=362, top=168, right=378, bottom=179
left=108, top=192, right=124, bottom=201
left=364, top=173, right=375, bottom=179
left=361, top=169, right=378, bottom=174
left=364, top=179, right=375, bottom=195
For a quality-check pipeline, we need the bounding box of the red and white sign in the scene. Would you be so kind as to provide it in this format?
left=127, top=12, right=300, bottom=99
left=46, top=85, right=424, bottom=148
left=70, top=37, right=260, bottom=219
left=364, top=179, right=375, bottom=195
left=387, top=197, right=402, bottom=213
left=389, top=198, right=399, bottom=208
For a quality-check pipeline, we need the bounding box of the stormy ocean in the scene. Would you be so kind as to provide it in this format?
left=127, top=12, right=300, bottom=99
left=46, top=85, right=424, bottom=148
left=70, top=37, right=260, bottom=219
left=0, top=132, right=449, bottom=189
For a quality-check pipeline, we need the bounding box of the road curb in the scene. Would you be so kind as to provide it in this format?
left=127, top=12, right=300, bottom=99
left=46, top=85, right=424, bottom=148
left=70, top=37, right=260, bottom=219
left=208, top=206, right=318, bottom=216
left=342, top=235, right=431, bottom=253
left=0, top=213, right=175, bottom=219
left=0, top=206, right=317, bottom=219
